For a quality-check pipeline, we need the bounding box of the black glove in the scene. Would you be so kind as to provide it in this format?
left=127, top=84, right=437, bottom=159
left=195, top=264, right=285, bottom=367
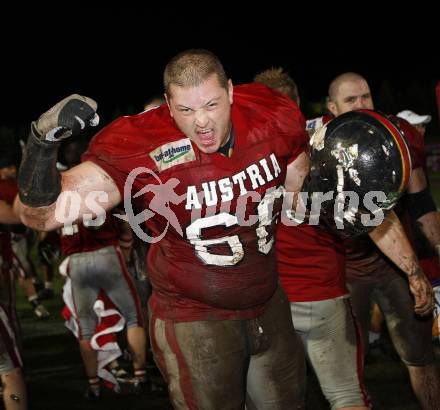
left=18, top=95, right=99, bottom=207
left=34, top=94, right=99, bottom=142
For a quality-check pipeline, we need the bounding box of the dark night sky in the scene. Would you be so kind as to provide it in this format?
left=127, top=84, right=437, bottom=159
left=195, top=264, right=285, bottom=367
left=1, top=7, right=438, bottom=130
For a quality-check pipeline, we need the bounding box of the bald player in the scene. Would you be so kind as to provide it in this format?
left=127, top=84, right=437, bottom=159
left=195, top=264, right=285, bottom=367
left=325, top=72, right=440, bottom=410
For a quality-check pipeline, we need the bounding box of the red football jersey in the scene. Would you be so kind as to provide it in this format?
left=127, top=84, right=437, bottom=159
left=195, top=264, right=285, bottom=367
left=59, top=213, right=119, bottom=255
left=83, top=83, right=308, bottom=321
left=279, top=115, right=347, bottom=302
left=277, top=223, right=347, bottom=302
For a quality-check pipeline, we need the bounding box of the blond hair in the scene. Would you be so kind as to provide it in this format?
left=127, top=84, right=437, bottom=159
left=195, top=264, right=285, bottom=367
left=254, top=67, right=299, bottom=104
left=164, top=49, right=228, bottom=95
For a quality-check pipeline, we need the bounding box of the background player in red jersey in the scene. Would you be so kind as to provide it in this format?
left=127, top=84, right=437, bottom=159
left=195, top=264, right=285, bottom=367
left=255, top=67, right=371, bottom=410
left=256, top=68, right=437, bottom=410
left=325, top=72, right=440, bottom=410
left=55, top=139, right=147, bottom=399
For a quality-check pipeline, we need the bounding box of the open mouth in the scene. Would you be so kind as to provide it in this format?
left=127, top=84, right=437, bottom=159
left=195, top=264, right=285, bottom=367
left=197, top=129, right=216, bottom=146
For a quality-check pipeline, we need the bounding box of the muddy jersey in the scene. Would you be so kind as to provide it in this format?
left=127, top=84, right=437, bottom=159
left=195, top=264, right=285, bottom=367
left=60, top=214, right=119, bottom=255
left=83, top=83, right=308, bottom=321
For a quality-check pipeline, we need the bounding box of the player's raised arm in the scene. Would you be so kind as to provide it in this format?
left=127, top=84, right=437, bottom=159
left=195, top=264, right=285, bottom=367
left=16, top=95, right=121, bottom=231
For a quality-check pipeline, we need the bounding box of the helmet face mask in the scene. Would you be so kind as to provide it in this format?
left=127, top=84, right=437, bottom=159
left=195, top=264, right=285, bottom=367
left=306, top=109, right=412, bottom=238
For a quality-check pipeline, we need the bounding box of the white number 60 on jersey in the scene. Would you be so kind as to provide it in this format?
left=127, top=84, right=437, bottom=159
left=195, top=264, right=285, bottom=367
left=186, top=186, right=285, bottom=266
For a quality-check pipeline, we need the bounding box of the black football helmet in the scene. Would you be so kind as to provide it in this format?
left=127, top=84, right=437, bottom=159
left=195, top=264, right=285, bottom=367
left=305, top=109, right=412, bottom=237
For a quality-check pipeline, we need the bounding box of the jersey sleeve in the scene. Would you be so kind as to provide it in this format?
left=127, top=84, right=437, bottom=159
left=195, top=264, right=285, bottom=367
left=274, top=92, right=309, bottom=165
left=286, top=112, right=309, bottom=165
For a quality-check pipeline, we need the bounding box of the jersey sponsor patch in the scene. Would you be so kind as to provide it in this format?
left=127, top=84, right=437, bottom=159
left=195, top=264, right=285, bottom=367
left=149, top=138, right=196, bottom=171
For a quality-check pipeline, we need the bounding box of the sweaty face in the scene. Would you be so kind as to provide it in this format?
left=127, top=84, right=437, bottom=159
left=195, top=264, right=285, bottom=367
left=329, top=79, right=374, bottom=116
left=166, top=74, right=233, bottom=154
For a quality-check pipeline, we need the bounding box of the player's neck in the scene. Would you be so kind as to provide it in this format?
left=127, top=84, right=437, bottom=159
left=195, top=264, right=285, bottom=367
left=217, top=127, right=234, bottom=157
